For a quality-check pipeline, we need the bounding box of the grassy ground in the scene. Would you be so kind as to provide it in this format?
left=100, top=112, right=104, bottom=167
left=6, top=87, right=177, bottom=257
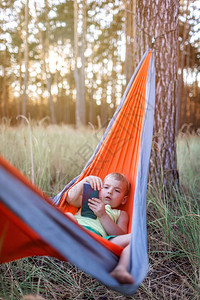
left=0, top=123, right=199, bottom=299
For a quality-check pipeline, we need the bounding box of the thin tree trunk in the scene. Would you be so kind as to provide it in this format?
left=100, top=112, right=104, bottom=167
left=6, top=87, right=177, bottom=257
left=194, top=71, right=198, bottom=129
left=189, top=45, right=194, bottom=126
left=135, top=0, right=179, bottom=187
left=89, top=86, right=94, bottom=125
left=56, top=76, right=61, bottom=124
left=176, top=0, right=190, bottom=133
left=124, top=0, right=136, bottom=83
left=74, top=0, right=81, bottom=128
left=79, top=0, right=86, bottom=125
left=2, top=70, right=7, bottom=118
left=2, top=47, right=7, bottom=117
left=47, top=76, right=56, bottom=124
left=74, top=0, right=86, bottom=128
left=183, top=41, right=190, bottom=126
left=22, top=0, right=29, bottom=120
left=34, top=1, right=45, bottom=121
left=101, top=69, right=108, bottom=126
left=45, top=0, right=56, bottom=124
left=18, top=46, right=23, bottom=118
left=190, top=47, right=195, bottom=127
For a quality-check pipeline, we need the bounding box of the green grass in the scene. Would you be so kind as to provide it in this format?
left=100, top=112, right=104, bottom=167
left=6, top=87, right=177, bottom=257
left=0, top=122, right=100, bottom=196
left=0, top=123, right=199, bottom=299
left=177, top=132, right=200, bottom=191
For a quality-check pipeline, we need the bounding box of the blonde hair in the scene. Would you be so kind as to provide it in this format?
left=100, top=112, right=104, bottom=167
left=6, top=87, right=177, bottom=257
left=104, top=172, right=130, bottom=196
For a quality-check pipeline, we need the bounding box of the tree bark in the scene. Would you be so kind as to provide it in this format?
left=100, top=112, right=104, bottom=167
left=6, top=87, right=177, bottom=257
left=135, top=0, right=179, bottom=187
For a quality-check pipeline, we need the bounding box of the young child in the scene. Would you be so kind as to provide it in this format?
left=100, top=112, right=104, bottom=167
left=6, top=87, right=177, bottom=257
left=66, top=173, right=134, bottom=284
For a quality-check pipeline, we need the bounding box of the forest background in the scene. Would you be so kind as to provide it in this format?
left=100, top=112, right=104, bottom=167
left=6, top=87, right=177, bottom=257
left=0, top=0, right=199, bottom=130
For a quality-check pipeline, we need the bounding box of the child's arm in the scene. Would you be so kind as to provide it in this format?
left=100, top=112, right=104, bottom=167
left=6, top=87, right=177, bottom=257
left=67, top=176, right=103, bottom=207
left=88, top=198, right=129, bottom=235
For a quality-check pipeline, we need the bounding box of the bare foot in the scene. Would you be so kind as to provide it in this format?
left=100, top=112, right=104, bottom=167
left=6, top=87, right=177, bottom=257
left=110, top=266, right=134, bottom=284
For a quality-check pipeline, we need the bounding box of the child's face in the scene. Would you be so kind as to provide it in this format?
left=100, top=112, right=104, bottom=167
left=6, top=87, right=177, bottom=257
left=99, top=176, right=128, bottom=208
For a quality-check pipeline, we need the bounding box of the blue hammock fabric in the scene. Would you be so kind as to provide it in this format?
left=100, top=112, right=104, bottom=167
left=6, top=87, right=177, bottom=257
left=0, top=49, right=155, bottom=295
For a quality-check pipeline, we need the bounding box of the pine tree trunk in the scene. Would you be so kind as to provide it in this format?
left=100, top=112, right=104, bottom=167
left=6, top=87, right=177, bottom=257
left=22, top=0, right=29, bottom=120
left=185, top=42, right=190, bottom=125
left=194, top=72, right=199, bottom=129
left=2, top=68, right=7, bottom=117
left=18, top=46, right=23, bottom=118
left=74, top=0, right=86, bottom=128
left=47, top=76, right=56, bottom=124
left=89, top=86, right=94, bottom=125
left=2, top=48, right=7, bottom=117
left=74, top=0, right=80, bottom=128
left=79, top=0, right=86, bottom=125
left=35, top=11, right=45, bottom=121
left=45, top=0, right=56, bottom=124
left=176, top=0, right=189, bottom=132
left=135, top=0, right=179, bottom=187
left=124, top=0, right=136, bottom=83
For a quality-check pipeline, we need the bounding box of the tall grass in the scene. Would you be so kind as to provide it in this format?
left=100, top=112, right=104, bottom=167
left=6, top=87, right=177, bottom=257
left=0, top=122, right=100, bottom=196
left=147, top=186, right=200, bottom=298
left=0, top=123, right=199, bottom=299
left=177, top=132, right=200, bottom=192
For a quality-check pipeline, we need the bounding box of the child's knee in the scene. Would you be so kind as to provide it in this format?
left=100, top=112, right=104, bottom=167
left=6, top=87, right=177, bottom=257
left=65, top=212, right=77, bottom=223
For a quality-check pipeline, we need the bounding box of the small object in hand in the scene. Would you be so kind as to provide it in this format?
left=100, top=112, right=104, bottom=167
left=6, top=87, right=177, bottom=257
left=81, top=183, right=99, bottom=219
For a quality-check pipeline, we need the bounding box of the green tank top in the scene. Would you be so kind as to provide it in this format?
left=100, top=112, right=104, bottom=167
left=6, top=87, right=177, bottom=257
left=75, top=204, right=121, bottom=237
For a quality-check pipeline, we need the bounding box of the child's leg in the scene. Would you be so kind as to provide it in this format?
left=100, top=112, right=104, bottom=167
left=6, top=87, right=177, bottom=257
left=109, top=234, right=134, bottom=284
left=109, top=233, right=131, bottom=248
left=110, top=244, right=134, bottom=284
left=65, top=212, right=78, bottom=223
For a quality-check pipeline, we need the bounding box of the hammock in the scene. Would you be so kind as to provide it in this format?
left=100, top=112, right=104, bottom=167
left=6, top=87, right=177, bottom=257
left=0, top=49, right=155, bottom=295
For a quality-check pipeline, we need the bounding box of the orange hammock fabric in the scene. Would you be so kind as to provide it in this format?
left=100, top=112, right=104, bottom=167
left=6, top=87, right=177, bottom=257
left=57, top=50, right=153, bottom=253
left=0, top=156, right=65, bottom=262
left=0, top=49, right=155, bottom=295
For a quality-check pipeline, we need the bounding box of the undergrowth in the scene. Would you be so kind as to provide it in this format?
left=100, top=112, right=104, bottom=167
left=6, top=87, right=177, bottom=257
left=0, top=123, right=199, bottom=299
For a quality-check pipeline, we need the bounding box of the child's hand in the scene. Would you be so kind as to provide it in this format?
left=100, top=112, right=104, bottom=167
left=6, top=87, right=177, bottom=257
left=84, top=176, right=103, bottom=191
left=88, top=198, right=106, bottom=218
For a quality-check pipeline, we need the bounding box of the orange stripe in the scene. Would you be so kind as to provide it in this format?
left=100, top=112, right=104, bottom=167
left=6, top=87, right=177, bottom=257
left=60, top=51, right=152, bottom=252
left=0, top=201, right=65, bottom=263
left=0, top=50, right=152, bottom=259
